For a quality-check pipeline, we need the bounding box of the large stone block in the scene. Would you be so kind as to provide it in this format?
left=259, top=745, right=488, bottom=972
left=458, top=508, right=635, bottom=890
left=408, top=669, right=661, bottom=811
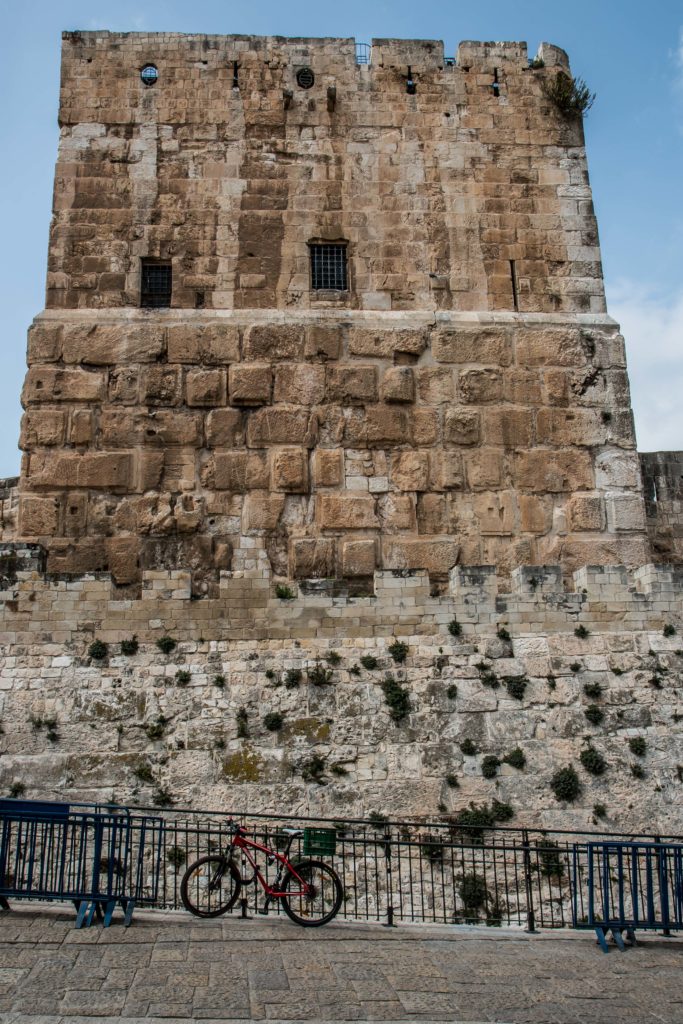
left=105, top=536, right=140, bottom=584
left=186, top=369, right=227, bottom=407
left=243, top=491, right=284, bottom=530
left=290, top=537, right=335, bottom=578
left=344, top=407, right=411, bottom=448
left=377, top=493, right=416, bottom=532
left=229, top=364, right=272, bottom=406
left=19, top=496, right=60, bottom=536
left=27, top=323, right=62, bottom=363
left=444, top=409, right=480, bottom=446
left=536, top=408, right=605, bottom=447
left=458, top=368, right=502, bottom=404
left=62, top=324, right=165, bottom=365
left=515, top=451, right=594, bottom=492
left=271, top=447, right=309, bottom=492
left=473, top=492, right=516, bottom=535
left=481, top=409, right=534, bottom=447
left=381, top=367, right=415, bottom=403
left=326, top=365, right=378, bottom=404
left=22, top=367, right=105, bottom=404
left=246, top=407, right=314, bottom=447
left=606, top=494, right=647, bottom=533
left=568, top=494, right=604, bottom=531
left=316, top=494, right=379, bottom=530
left=141, top=366, right=182, bottom=406
left=167, top=324, right=240, bottom=363
left=416, top=367, right=454, bottom=404
left=391, top=451, right=430, bottom=492
left=313, top=448, right=343, bottom=488
left=214, top=451, right=269, bottom=491
left=429, top=451, right=464, bottom=490
left=382, top=536, right=458, bottom=573
left=304, top=325, right=342, bottom=361
left=348, top=328, right=426, bottom=358
left=243, top=324, right=304, bottom=361
left=273, top=364, right=325, bottom=405
left=432, top=328, right=512, bottom=366
left=341, top=538, right=376, bottom=576
left=464, top=450, right=504, bottom=490
left=515, top=329, right=589, bottom=367
left=206, top=409, right=243, bottom=447
left=20, top=410, right=66, bottom=448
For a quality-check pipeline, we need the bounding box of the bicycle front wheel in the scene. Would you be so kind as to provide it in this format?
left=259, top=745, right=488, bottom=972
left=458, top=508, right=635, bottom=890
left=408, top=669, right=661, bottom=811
left=180, top=855, right=241, bottom=918
left=280, top=858, right=343, bottom=927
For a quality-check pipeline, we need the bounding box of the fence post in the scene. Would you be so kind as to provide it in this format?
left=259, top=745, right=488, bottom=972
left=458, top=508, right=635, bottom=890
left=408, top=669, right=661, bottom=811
left=522, top=830, right=537, bottom=933
left=654, top=835, right=671, bottom=936
left=382, top=828, right=396, bottom=927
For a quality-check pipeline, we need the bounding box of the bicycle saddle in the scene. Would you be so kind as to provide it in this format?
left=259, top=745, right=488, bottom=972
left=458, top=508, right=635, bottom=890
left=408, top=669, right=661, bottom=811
left=281, top=828, right=304, bottom=836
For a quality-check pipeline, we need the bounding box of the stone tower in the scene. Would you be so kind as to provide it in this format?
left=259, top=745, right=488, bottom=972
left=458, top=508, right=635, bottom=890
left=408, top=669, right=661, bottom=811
left=18, top=32, right=649, bottom=590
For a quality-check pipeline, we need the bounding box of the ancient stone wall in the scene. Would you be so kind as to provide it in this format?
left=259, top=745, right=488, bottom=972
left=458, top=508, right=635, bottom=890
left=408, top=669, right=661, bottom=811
left=641, top=451, right=683, bottom=565
left=17, top=32, right=648, bottom=581
left=0, top=550, right=682, bottom=833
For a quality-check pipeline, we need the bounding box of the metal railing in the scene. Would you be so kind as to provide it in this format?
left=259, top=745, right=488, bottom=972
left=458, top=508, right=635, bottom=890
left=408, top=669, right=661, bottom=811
left=134, top=804, right=683, bottom=930
left=355, top=43, right=371, bottom=65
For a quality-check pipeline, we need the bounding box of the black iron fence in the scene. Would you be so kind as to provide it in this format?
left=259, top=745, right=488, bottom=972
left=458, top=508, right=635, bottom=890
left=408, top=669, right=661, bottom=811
left=137, top=804, right=682, bottom=931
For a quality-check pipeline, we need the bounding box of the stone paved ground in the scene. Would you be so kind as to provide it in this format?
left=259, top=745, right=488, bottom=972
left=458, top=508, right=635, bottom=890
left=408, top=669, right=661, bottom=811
left=0, top=905, right=681, bottom=1024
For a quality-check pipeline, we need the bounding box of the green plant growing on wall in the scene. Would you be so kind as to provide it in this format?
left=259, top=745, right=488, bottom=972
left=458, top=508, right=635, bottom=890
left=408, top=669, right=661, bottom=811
left=447, top=684, right=458, bottom=700
left=570, top=662, right=582, bottom=673
left=458, top=872, right=489, bottom=921
left=330, top=763, right=348, bottom=776
left=44, top=717, right=59, bottom=743
left=144, top=715, right=168, bottom=741
left=308, top=661, right=333, bottom=686
left=481, top=755, right=501, bottom=779
left=496, top=626, right=511, bottom=641
left=213, top=675, right=225, bottom=689
left=593, top=803, right=607, bottom=820
left=583, top=682, right=603, bottom=699
left=275, top=584, right=295, bottom=600
left=134, top=760, right=154, bottom=784
left=460, top=738, right=478, bottom=757
left=580, top=746, right=607, bottom=776
left=574, top=625, right=590, bottom=639
left=368, top=811, right=388, bottom=829
left=630, top=762, right=645, bottom=779
left=349, top=664, right=361, bottom=677
left=326, top=650, right=342, bottom=666
left=420, top=835, right=444, bottom=863
left=445, top=774, right=460, bottom=789
left=543, top=71, right=595, bottom=117
left=153, top=786, right=174, bottom=808
left=156, top=636, right=177, bottom=655
left=8, top=781, right=26, bottom=798
left=284, top=668, right=302, bottom=689
left=120, top=636, right=139, bottom=656
left=360, top=655, right=378, bottom=671
left=263, top=712, right=284, bottom=732
left=505, top=676, right=527, bottom=700
left=448, top=619, right=462, bottom=638
left=584, top=705, right=604, bottom=726
left=388, top=639, right=409, bottom=664
left=88, top=640, right=108, bottom=660
left=381, top=674, right=411, bottom=722
left=301, top=754, right=326, bottom=784
left=629, top=736, right=647, bottom=757
left=550, top=765, right=581, bottom=802
left=166, top=845, right=186, bottom=870
left=547, top=675, right=557, bottom=691
left=663, top=624, right=677, bottom=637
left=175, top=669, right=191, bottom=687
left=539, top=839, right=565, bottom=878
left=236, top=708, right=249, bottom=738
left=504, top=747, right=526, bottom=770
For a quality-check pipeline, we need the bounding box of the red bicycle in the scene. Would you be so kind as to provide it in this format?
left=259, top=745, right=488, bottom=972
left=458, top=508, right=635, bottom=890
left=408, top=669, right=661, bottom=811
left=179, top=820, right=343, bottom=927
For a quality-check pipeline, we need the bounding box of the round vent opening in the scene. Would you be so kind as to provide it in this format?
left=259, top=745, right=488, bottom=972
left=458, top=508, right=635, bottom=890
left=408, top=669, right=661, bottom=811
left=296, top=67, right=315, bottom=89
left=140, top=64, right=158, bottom=86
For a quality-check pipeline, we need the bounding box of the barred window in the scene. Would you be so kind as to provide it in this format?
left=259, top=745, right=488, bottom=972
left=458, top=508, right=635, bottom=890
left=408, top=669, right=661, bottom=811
left=141, top=260, right=172, bottom=308
left=309, top=244, right=348, bottom=291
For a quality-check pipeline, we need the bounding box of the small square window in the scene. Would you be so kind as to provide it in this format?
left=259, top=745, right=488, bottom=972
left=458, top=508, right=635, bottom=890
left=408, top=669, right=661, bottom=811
left=141, top=260, right=172, bottom=308
left=309, top=244, right=348, bottom=291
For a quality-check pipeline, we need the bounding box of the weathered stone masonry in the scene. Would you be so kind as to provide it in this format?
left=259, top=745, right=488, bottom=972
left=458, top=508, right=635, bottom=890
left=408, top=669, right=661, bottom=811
left=17, top=33, right=649, bottom=584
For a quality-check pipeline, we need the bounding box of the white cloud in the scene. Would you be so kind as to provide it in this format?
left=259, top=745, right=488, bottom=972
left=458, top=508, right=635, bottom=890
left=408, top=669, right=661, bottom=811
left=608, top=280, right=683, bottom=453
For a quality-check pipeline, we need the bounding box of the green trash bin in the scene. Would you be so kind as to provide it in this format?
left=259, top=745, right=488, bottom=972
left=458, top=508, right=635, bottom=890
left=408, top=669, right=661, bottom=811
left=303, top=827, right=337, bottom=856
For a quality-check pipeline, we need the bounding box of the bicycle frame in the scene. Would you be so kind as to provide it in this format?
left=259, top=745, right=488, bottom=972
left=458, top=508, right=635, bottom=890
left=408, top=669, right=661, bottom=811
left=227, top=829, right=311, bottom=899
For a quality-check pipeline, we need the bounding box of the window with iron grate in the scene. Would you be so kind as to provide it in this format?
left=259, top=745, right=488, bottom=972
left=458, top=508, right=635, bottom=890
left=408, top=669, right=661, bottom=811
left=309, top=244, right=348, bottom=291
left=141, top=260, right=172, bottom=308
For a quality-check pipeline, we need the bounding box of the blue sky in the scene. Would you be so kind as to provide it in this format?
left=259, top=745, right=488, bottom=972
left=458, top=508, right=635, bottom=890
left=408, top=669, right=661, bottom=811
left=0, top=0, right=681, bottom=476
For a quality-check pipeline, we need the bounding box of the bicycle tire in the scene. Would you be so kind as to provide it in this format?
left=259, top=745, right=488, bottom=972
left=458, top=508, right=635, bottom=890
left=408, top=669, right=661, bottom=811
left=180, top=855, right=241, bottom=918
left=280, top=858, right=343, bottom=927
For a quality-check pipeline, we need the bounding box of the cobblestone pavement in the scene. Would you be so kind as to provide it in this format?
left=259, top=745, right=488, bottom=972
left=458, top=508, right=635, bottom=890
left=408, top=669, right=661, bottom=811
left=0, top=905, right=681, bottom=1024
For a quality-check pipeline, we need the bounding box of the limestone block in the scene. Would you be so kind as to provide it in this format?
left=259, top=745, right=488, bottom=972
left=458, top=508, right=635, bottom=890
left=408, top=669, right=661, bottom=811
left=304, top=326, right=342, bottom=361
left=505, top=369, right=543, bottom=405
left=382, top=537, right=458, bottom=573
left=348, top=328, right=426, bottom=358
left=290, top=538, right=335, bottom=578
left=246, top=407, right=314, bottom=447
left=167, top=324, right=240, bottom=364
left=515, top=329, right=588, bottom=367
left=19, top=496, right=60, bottom=536
left=316, top=494, right=378, bottom=530
left=273, top=364, right=325, bottom=405
left=22, top=367, right=105, bottom=404
left=342, top=539, right=376, bottom=576
left=206, top=409, right=243, bottom=447
left=243, top=492, right=285, bottom=530
left=243, top=324, right=304, bottom=361
left=229, top=364, right=272, bottom=406
left=27, top=323, right=62, bottom=363
left=416, top=367, right=454, bottom=404
left=326, top=366, right=378, bottom=404
left=543, top=369, right=569, bottom=405
left=271, top=447, right=309, bottom=492
left=416, top=493, right=450, bottom=534
left=595, top=451, right=641, bottom=490
left=429, top=451, right=464, bottom=490
left=62, top=324, right=165, bottom=365
left=444, top=409, right=480, bottom=446
left=344, top=407, right=411, bottom=447
left=105, top=537, right=140, bottom=584
left=515, top=451, right=594, bottom=492
left=536, top=408, right=605, bottom=447
left=382, top=367, right=414, bottom=403
left=46, top=538, right=108, bottom=574
left=78, top=453, right=134, bottom=489
left=141, top=366, right=182, bottom=406
left=391, top=451, right=430, bottom=492
left=606, top=494, right=647, bottom=533
left=473, top=492, right=515, bottom=535
left=109, top=367, right=139, bottom=405
left=214, top=452, right=269, bottom=492
left=464, top=451, right=504, bottom=490
left=412, top=409, right=440, bottom=445
left=482, top=409, right=534, bottom=448
left=313, top=449, right=343, bottom=488
left=100, top=409, right=202, bottom=447
left=62, top=491, right=87, bottom=537
left=134, top=452, right=164, bottom=492
left=20, top=410, right=66, bottom=448
left=458, top=368, right=502, bottom=404
left=377, top=493, right=416, bottom=532
left=68, top=410, right=93, bottom=445
left=568, top=495, right=604, bottom=531
left=432, top=328, right=511, bottom=366
left=186, top=369, right=227, bottom=407
left=519, top=495, right=552, bottom=534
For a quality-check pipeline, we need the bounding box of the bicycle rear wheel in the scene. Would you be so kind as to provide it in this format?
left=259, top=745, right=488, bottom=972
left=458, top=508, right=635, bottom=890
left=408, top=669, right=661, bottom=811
left=180, top=855, right=241, bottom=918
left=280, top=858, right=343, bottom=927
